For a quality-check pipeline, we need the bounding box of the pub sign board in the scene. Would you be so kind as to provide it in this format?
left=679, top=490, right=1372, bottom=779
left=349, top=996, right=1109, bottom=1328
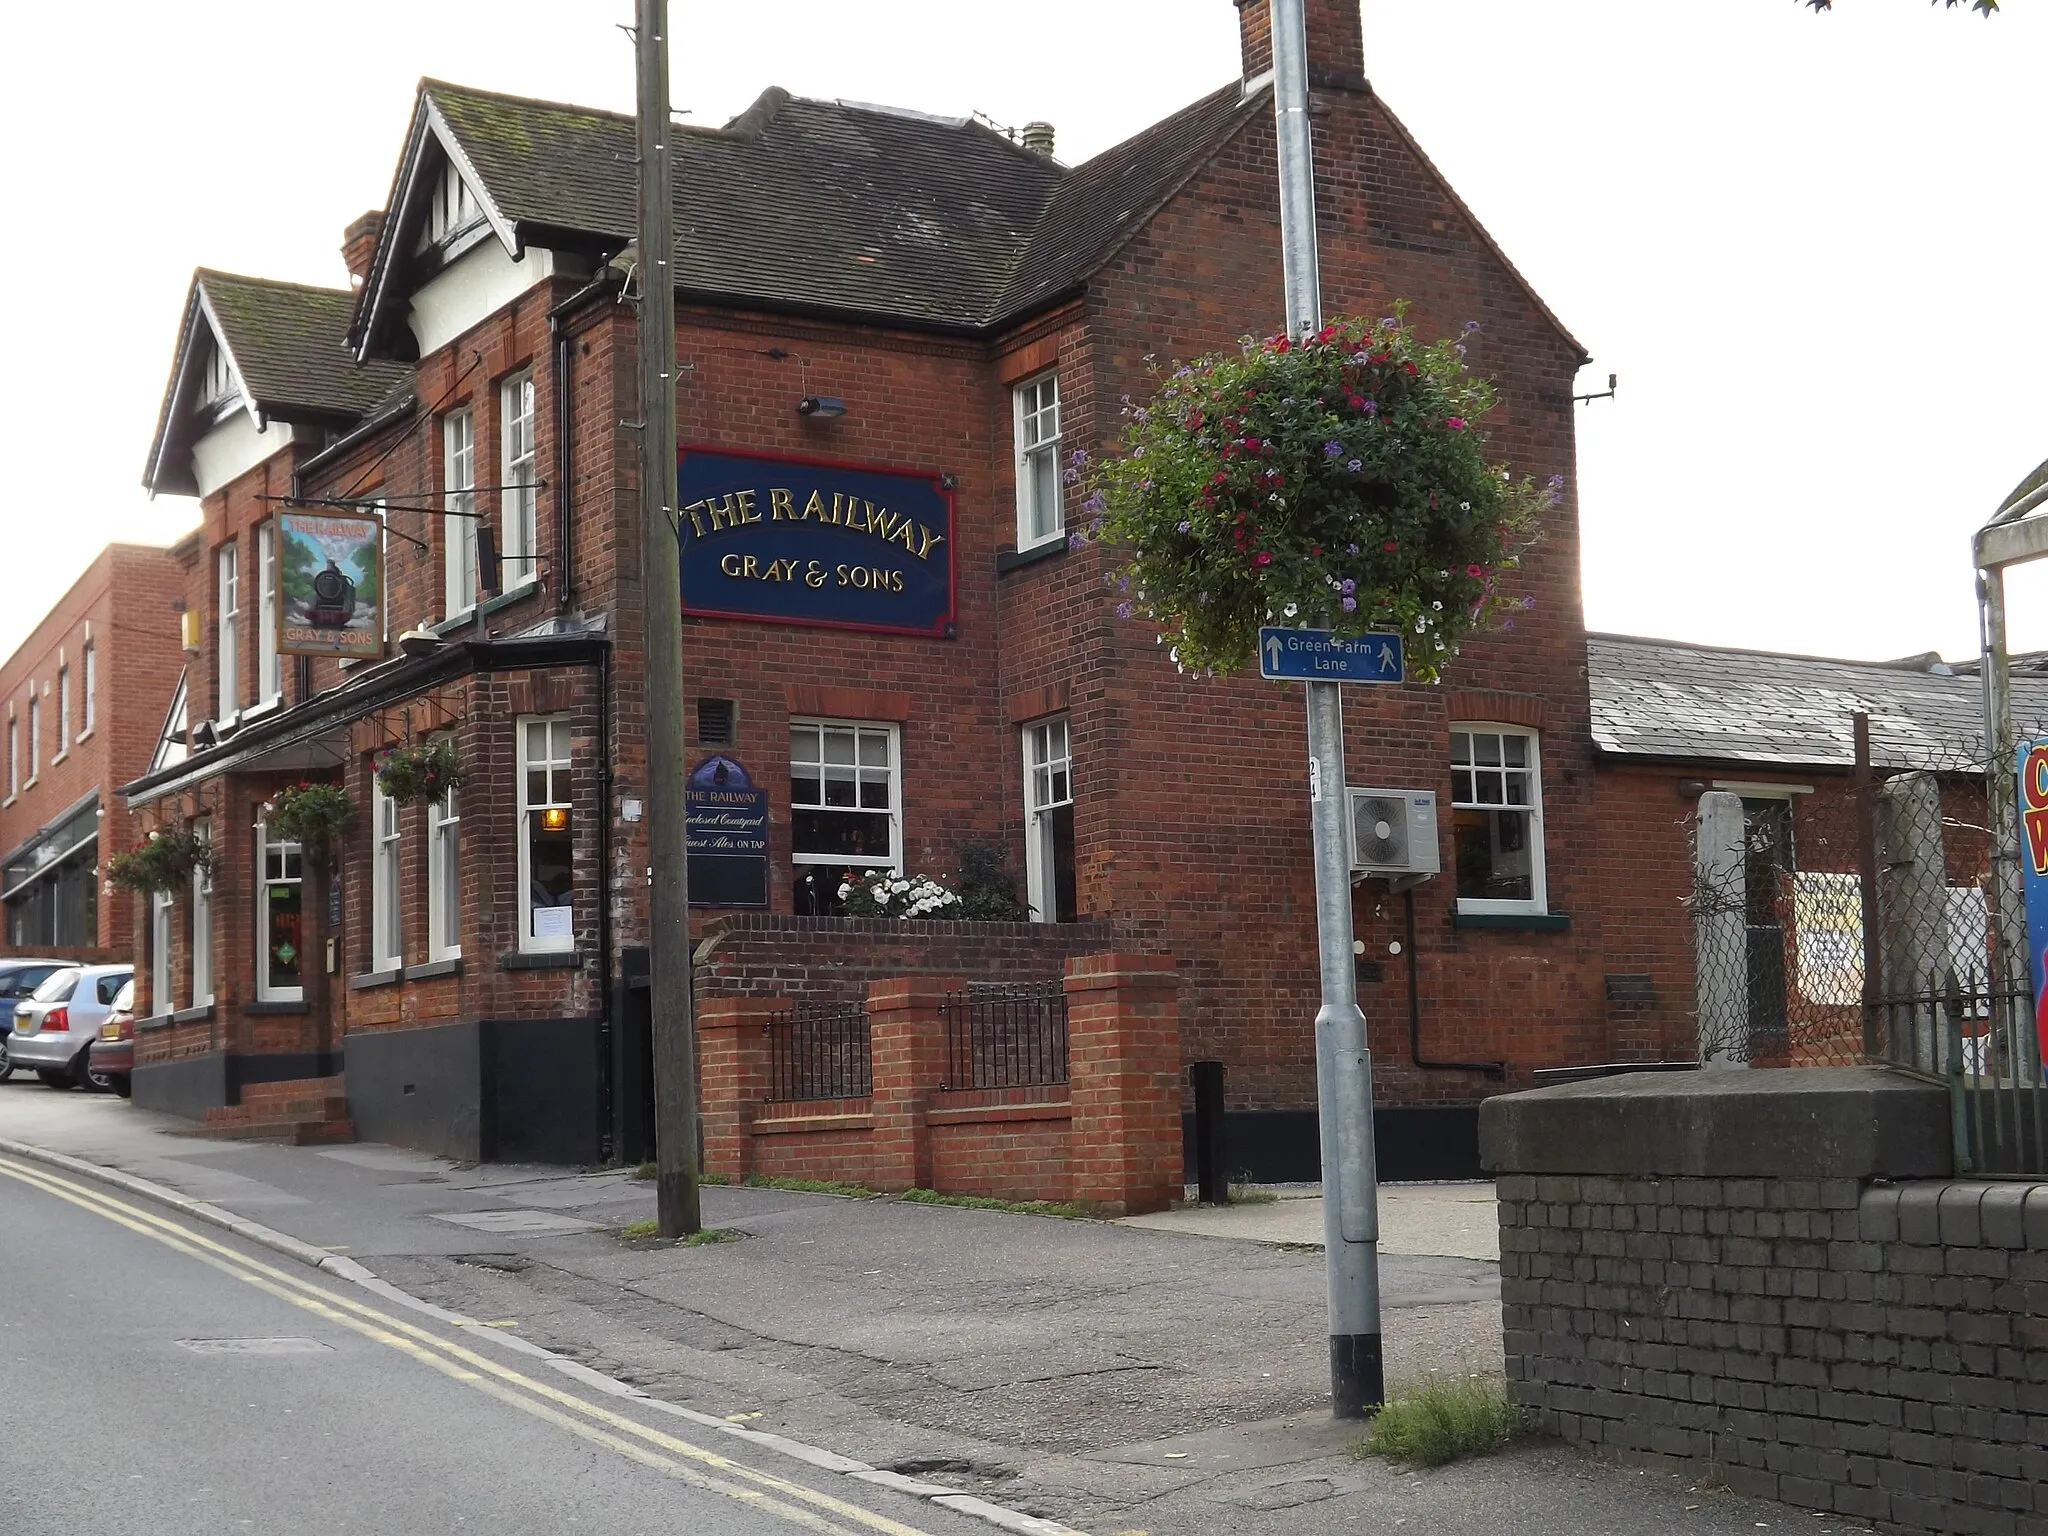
left=677, top=447, right=957, bottom=638
left=278, top=511, right=382, bottom=659
left=687, top=753, right=770, bottom=909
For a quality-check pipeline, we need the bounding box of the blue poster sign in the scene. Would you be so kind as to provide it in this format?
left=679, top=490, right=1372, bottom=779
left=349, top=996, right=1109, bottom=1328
left=677, top=447, right=957, bottom=638
left=1257, top=627, right=1405, bottom=683
left=687, top=754, right=769, bottom=909
left=2015, top=741, right=2048, bottom=1081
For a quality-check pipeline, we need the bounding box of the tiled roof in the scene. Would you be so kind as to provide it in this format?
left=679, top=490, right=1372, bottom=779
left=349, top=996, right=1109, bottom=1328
left=199, top=271, right=408, bottom=419
left=1587, top=633, right=2048, bottom=773
left=406, top=79, right=1259, bottom=334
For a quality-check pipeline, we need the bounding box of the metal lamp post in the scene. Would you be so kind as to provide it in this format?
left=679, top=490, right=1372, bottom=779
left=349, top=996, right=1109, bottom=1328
left=1269, top=0, right=1384, bottom=1418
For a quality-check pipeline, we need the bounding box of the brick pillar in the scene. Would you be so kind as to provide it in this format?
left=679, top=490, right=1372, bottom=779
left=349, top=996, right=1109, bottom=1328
left=867, top=975, right=960, bottom=1193
left=697, top=995, right=776, bottom=1179
left=1065, top=953, right=1182, bottom=1217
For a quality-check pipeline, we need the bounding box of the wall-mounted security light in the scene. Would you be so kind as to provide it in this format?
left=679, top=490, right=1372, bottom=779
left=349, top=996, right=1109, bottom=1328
left=541, top=807, right=570, bottom=833
left=797, top=396, right=847, bottom=419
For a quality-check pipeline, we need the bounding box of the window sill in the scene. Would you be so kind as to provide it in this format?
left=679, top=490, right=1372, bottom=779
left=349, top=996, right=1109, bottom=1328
left=50, top=750, right=67, bottom=768
left=405, top=957, right=463, bottom=981
left=245, top=998, right=308, bottom=1015
left=21, top=777, right=35, bottom=792
left=501, top=948, right=581, bottom=971
left=74, top=728, right=93, bottom=746
left=245, top=694, right=284, bottom=723
left=170, top=1003, right=215, bottom=1025
left=996, top=540, right=1067, bottom=575
left=1454, top=911, right=1571, bottom=933
left=348, top=967, right=404, bottom=991
left=135, top=1012, right=176, bottom=1032
left=432, top=608, right=478, bottom=636
left=2, top=795, right=13, bottom=810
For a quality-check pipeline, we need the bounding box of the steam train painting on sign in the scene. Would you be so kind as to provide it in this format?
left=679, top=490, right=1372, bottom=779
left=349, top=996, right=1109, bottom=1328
left=277, top=512, right=382, bottom=659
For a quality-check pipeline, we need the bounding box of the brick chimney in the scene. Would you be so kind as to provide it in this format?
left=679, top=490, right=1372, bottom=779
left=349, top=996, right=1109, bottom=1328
left=342, top=209, right=384, bottom=291
left=1235, top=0, right=1366, bottom=90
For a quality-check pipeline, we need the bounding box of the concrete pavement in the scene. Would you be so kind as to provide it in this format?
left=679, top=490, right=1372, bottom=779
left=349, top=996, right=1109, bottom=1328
left=0, top=1080, right=1848, bottom=1534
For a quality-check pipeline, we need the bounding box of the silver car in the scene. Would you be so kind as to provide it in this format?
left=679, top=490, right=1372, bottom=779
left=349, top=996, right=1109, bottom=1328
left=9, top=965, right=134, bottom=1090
left=0, top=959, right=81, bottom=1081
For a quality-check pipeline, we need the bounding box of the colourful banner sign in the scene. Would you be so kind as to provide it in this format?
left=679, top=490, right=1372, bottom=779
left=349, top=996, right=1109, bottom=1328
left=278, top=512, right=382, bottom=659
left=677, top=447, right=956, bottom=638
left=2014, top=740, right=2048, bottom=1080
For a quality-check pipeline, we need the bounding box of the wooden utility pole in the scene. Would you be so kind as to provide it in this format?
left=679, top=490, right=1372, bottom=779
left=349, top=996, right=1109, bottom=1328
left=635, top=0, right=701, bottom=1236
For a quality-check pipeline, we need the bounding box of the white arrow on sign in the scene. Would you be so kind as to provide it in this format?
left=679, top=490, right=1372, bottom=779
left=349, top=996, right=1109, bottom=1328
left=1265, top=633, right=1284, bottom=670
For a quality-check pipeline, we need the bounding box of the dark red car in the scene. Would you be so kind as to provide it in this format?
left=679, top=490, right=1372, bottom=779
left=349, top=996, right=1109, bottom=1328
left=87, top=978, right=136, bottom=1098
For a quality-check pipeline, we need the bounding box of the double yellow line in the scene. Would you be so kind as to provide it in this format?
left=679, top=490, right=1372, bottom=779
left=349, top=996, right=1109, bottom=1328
left=0, top=1154, right=942, bottom=1536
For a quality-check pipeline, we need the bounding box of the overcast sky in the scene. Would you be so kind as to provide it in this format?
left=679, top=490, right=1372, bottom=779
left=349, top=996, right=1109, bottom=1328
left=5, top=0, right=2043, bottom=665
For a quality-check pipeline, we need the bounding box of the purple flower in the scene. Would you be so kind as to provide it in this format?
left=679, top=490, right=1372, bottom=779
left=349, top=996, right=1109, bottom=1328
left=1341, top=596, right=1357, bottom=613
left=1115, top=601, right=1134, bottom=619
left=1340, top=578, right=1356, bottom=595
left=1070, top=449, right=1089, bottom=466
left=1347, top=460, right=1362, bottom=473
left=1547, top=474, right=1565, bottom=489
left=1068, top=533, right=1085, bottom=550
left=1063, top=467, right=1081, bottom=485
left=1521, top=595, right=1536, bottom=610
left=1362, top=400, right=1378, bottom=415
left=1346, top=544, right=1359, bottom=555
left=1323, top=440, right=1344, bottom=459
left=1464, top=319, right=1482, bottom=334
left=1176, top=520, right=1192, bottom=534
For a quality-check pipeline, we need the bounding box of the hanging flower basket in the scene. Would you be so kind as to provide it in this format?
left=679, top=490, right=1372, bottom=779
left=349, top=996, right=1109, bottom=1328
left=1079, top=310, right=1556, bottom=680
left=263, top=781, right=355, bottom=850
left=836, top=871, right=964, bottom=920
left=376, top=738, right=467, bottom=807
left=105, top=828, right=213, bottom=895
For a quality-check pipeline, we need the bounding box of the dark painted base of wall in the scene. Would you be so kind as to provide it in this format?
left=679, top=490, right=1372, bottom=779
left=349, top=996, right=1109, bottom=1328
left=1182, top=1105, right=1484, bottom=1185
left=345, top=1016, right=604, bottom=1166
left=132, top=1051, right=344, bottom=1119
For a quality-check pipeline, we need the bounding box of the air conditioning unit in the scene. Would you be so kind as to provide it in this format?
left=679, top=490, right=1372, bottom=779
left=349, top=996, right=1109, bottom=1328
left=1348, top=788, right=1441, bottom=878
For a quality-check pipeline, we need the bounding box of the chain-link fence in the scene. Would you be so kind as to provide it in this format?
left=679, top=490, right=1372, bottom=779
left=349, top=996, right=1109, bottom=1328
left=1687, top=712, right=2047, bottom=1174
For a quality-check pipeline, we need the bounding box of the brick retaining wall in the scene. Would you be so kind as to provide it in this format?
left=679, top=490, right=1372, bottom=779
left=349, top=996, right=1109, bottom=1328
left=1482, top=1068, right=2047, bottom=1534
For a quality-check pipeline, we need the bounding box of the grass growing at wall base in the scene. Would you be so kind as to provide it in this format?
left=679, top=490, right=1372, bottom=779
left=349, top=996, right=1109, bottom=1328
left=1355, top=1376, right=1528, bottom=1468
left=900, top=1189, right=1099, bottom=1220
left=630, top=1163, right=732, bottom=1185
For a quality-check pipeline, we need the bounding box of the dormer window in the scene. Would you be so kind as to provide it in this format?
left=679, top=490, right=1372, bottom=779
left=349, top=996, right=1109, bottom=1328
left=417, top=159, right=485, bottom=252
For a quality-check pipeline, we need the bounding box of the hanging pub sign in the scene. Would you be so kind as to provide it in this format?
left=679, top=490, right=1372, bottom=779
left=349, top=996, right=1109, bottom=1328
left=677, top=447, right=957, bottom=638
left=278, top=512, right=382, bottom=659
left=2013, top=740, right=2048, bottom=1082
left=686, top=754, right=770, bottom=909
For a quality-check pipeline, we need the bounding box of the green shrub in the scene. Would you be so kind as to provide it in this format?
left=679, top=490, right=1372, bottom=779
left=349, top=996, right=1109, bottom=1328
left=1360, top=1375, right=1527, bottom=1467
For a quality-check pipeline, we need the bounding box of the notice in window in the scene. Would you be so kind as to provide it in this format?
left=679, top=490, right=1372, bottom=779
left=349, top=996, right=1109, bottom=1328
left=1791, top=872, right=1861, bottom=1007
left=532, top=905, right=573, bottom=941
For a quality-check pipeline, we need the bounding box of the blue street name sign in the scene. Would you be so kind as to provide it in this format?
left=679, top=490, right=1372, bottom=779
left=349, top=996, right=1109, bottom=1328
left=1258, top=627, right=1405, bottom=684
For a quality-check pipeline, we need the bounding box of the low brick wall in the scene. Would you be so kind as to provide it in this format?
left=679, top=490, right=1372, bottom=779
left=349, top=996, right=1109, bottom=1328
left=699, top=952, right=1180, bottom=1216
left=1482, top=1068, right=2048, bottom=1535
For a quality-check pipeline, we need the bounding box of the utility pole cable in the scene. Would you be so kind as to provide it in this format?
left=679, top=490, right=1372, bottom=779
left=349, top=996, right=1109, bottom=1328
left=636, top=0, right=702, bottom=1237
left=1269, top=0, right=1384, bottom=1418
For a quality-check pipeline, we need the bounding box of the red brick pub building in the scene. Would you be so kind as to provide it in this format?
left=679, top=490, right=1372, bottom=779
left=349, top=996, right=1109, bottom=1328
left=126, top=1, right=1611, bottom=1185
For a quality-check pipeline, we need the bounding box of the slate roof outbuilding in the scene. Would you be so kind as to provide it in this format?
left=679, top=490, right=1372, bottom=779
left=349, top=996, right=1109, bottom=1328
left=1587, top=633, right=2048, bottom=774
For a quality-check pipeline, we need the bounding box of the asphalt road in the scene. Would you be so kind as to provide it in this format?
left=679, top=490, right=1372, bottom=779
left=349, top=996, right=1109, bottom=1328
left=0, top=1152, right=996, bottom=1536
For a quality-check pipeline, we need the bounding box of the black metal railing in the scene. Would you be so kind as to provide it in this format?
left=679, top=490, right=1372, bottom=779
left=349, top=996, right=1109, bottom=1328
left=1874, top=964, right=2046, bottom=1178
left=941, top=980, right=1069, bottom=1091
left=765, top=1000, right=872, bottom=1102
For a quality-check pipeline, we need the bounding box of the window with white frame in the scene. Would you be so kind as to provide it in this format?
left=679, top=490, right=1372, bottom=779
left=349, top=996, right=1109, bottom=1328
left=372, top=784, right=403, bottom=971
left=27, top=695, right=39, bottom=781
left=150, top=889, right=173, bottom=1018
left=190, top=820, right=213, bottom=1007
left=1013, top=372, right=1063, bottom=550
left=217, top=540, right=239, bottom=718
left=80, top=642, right=94, bottom=736
left=427, top=786, right=461, bottom=961
left=258, top=521, right=280, bottom=702
left=55, top=665, right=68, bottom=755
left=790, top=721, right=899, bottom=911
left=201, top=344, right=240, bottom=411
left=443, top=408, right=477, bottom=616
left=255, top=821, right=304, bottom=1001
left=1023, top=716, right=1076, bottom=923
left=517, top=716, right=574, bottom=951
left=6, top=714, right=15, bottom=797
left=501, top=374, right=538, bottom=591
left=1449, top=725, right=1546, bottom=915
